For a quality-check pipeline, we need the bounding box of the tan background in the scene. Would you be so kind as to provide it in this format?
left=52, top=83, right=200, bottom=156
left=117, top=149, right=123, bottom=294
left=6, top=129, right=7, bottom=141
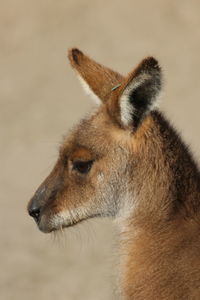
left=1, top=1, right=200, bottom=299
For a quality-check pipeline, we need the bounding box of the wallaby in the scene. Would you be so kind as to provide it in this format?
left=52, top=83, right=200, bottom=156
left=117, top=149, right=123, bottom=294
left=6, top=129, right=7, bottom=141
left=28, top=48, right=200, bottom=299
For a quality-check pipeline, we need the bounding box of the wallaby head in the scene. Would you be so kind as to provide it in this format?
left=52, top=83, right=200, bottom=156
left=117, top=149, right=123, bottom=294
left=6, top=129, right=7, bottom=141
left=28, top=48, right=197, bottom=233
left=28, top=48, right=164, bottom=232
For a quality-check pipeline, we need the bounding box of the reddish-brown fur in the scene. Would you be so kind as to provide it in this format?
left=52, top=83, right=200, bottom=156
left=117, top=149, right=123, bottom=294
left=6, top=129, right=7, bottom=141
left=28, top=49, right=200, bottom=299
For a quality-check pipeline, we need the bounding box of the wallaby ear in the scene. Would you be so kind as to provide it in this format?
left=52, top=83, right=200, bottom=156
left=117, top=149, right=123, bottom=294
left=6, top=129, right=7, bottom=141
left=68, top=48, right=123, bottom=103
left=109, top=57, right=162, bottom=129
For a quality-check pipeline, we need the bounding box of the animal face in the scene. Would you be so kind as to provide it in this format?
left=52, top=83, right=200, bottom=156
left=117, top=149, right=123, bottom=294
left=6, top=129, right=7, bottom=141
left=28, top=49, right=162, bottom=233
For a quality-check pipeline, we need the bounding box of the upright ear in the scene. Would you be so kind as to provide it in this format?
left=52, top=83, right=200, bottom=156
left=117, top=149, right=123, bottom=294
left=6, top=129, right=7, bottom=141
left=109, top=57, right=162, bottom=129
left=68, top=48, right=124, bottom=103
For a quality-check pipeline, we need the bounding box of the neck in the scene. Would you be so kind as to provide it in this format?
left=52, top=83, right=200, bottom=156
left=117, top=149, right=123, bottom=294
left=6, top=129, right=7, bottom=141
left=118, top=216, right=200, bottom=299
left=134, top=111, right=199, bottom=221
left=116, top=111, right=200, bottom=299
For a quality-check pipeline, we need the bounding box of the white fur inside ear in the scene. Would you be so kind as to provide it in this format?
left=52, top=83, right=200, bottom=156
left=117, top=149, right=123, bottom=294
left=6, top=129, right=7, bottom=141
left=78, top=75, right=101, bottom=104
left=120, top=93, right=135, bottom=126
left=120, top=77, right=145, bottom=126
left=120, top=73, right=159, bottom=127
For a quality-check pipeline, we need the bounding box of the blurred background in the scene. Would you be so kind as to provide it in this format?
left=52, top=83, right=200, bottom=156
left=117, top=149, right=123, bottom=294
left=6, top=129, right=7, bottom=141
left=1, top=0, right=200, bottom=299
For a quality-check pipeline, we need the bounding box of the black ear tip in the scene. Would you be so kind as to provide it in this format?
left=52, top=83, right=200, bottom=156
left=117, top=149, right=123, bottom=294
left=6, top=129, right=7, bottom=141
left=134, top=56, right=161, bottom=77
left=68, top=48, right=83, bottom=66
left=142, top=57, right=160, bottom=72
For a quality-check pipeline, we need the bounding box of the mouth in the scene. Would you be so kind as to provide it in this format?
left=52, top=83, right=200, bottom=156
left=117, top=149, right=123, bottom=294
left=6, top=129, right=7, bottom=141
left=36, top=213, right=101, bottom=233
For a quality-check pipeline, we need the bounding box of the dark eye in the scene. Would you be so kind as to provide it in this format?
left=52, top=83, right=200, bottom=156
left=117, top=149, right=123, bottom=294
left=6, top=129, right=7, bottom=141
left=73, top=160, right=93, bottom=174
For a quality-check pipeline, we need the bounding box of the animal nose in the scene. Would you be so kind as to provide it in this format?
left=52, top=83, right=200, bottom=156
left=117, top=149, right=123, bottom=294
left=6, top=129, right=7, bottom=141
left=28, top=201, right=41, bottom=222
left=28, top=186, right=47, bottom=222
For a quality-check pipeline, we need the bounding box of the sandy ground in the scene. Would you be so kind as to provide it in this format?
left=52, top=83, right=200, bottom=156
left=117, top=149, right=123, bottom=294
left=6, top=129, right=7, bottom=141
left=1, top=0, right=200, bottom=299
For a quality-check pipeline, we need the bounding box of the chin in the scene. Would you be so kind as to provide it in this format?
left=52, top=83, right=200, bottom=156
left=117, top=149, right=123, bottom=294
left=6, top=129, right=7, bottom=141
left=37, top=211, right=83, bottom=233
left=37, top=211, right=100, bottom=233
left=37, top=213, right=65, bottom=233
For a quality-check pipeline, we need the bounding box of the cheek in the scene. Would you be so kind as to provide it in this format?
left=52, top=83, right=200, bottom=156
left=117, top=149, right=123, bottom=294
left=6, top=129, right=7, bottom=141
left=53, top=179, right=94, bottom=212
left=46, top=163, right=112, bottom=215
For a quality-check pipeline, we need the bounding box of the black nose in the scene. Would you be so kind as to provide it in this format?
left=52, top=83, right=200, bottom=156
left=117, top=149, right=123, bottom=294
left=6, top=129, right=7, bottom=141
left=28, top=186, right=46, bottom=222
left=28, top=203, right=41, bottom=222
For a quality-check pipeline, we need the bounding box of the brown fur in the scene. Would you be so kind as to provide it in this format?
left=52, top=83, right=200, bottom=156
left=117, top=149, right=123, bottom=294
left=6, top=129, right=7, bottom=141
left=68, top=48, right=123, bottom=102
left=28, top=49, right=200, bottom=299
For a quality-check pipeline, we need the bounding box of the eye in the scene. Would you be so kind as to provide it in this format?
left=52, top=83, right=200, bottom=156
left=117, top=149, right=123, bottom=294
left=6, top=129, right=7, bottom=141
left=73, top=160, right=93, bottom=174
